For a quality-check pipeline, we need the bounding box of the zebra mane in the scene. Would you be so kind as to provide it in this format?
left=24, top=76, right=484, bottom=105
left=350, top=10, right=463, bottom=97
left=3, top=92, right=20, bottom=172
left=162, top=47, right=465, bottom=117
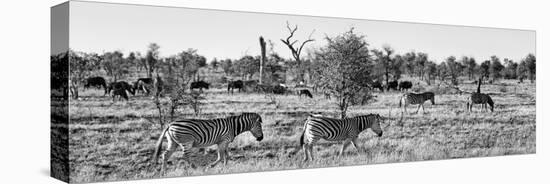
left=350, top=113, right=378, bottom=119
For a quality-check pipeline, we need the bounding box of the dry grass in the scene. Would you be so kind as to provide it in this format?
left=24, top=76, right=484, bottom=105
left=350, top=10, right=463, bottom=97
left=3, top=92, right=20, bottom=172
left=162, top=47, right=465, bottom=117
left=67, top=80, right=535, bottom=183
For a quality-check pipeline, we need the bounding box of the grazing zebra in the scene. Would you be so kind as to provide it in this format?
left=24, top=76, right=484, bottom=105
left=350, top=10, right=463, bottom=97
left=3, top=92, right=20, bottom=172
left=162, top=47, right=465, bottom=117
left=399, top=92, right=435, bottom=114
left=299, top=114, right=384, bottom=162
left=466, top=93, right=494, bottom=112
left=153, top=113, right=264, bottom=173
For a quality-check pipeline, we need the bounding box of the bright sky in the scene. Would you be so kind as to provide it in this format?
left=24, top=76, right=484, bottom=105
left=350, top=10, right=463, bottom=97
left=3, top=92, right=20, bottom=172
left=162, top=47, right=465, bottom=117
left=69, top=1, right=535, bottom=63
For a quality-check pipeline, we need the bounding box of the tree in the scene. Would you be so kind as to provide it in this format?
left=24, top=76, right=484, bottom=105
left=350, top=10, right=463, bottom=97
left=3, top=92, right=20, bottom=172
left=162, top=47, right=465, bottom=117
left=414, top=52, right=428, bottom=79
left=423, top=61, right=437, bottom=85
left=400, top=52, right=416, bottom=76
left=372, top=46, right=401, bottom=84
left=210, top=58, right=219, bottom=71
left=145, top=43, right=160, bottom=78
left=479, top=60, right=491, bottom=80
left=503, top=58, right=518, bottom=79
left=461, top=56, right=477, bottom=80
left=263, top=53, right=286, bottom=84
left=102, top=51, right=128, bottom=82
left=174, top=48, right=204, bottom=85
left=445, top=56, right=461, bottom=85
left=259, top=36, right=267, bottom=84
left=523, top=53, right=536, bottom=83
left=220, top=59, right=234, bottom=76
left=312, top=28, right=373, bottom=118
left=234, top=55, right=260, bottom=80
left=127, top=52, right=139, bottom=75
left=489, top=55, right=504, bottom=81
left=280, top=21, right=315, bottom=84
left=436, top=62, right=448, bottom=81
left=68, top=50, right=96, bottom=99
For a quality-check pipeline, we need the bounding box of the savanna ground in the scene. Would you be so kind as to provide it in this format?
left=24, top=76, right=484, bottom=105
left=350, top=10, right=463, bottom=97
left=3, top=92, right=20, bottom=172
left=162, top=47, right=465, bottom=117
left=66, top=79, right=535, bottom=183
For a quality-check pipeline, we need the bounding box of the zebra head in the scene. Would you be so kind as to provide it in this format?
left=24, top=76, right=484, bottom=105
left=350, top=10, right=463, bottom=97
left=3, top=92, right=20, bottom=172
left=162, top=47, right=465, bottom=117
left=245, top=113, right=264, bottom=142
left=370, top=114, right=384, bottom=137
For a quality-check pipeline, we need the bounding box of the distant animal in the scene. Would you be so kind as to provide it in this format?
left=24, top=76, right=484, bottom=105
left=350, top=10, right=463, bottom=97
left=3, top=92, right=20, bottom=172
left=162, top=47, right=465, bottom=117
left=300, top=114, right=384, bottom=162
left=227, top=80, right=244, bottom=94
left=83, top=76, right=107, bottom=91
left=153, top=113, right=264, bottom=174
left=190, top=81, right=210, bottom=91
left=386, top=80, right=398, bottom=91
left=106, top=81, right=135, bottom=101
left=371, top=81, right=384, bottom=92
left=466, top=93, right=494, bottom=112
left=298, top=89, right=313, bottom=98
left=133, top=78, right=153, bottom=95
left=272, top=85, right=287, bottom=95
left=256, top=84, right=274, bottom=93
left=398, top=81, right=413, bottom=91
left=399, top=92, right=435, bottom=114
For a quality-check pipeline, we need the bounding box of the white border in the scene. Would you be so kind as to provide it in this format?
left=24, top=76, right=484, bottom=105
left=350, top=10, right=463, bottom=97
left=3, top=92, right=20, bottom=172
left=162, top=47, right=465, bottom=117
left=0, top=0, right=546, bottom=183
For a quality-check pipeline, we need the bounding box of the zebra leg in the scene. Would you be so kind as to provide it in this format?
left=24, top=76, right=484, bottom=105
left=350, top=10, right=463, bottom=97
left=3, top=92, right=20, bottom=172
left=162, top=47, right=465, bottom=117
left=209, top=142, right=229, bottom=167
left=307, top=144, right=315, bottom=161
left=421, top=104, right=426, bottom=114
left=339, top=139, right=352, bottom=156
left=414, top=104, right=422, bottom=114
left=302, top=143, right=309, bottom=162
left=179, top=142, right=198, bottom=169
left=160, top=138, right=178, bottom=175
left=350, top=138, right=361, bottom=154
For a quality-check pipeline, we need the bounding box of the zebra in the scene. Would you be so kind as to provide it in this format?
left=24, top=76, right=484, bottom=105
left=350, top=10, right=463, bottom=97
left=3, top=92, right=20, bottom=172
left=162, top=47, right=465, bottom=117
left=399, top=92, right=435, bottom=114
left=466, top=93, right=494, bottom=112
left=153, top=113, right=264, bottom=173
left=299, top=114, right=385, bottom=162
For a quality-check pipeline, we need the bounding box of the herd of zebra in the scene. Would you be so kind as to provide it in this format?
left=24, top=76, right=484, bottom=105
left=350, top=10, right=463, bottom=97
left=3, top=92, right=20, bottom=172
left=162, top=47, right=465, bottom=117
left=82, top=76, right=496, bottom=174
left=150, top=90, right=495, bottom=174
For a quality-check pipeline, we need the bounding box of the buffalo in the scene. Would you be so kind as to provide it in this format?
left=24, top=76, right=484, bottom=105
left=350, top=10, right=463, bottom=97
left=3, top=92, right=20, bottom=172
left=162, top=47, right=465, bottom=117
left=84, top=77, right=107, bottom=92
left=228, top=80, right=244, bottom=94
left=399, top=81, right=413, bottom=91
left=106, top=81, right=135, bottom=101
left=133, top=78, right=153, bottom=95
left=190, top=81, right=210, bottom=91
left=371, top=81, right=384, bottom=92
left=386, top=80, right=398, bottom=91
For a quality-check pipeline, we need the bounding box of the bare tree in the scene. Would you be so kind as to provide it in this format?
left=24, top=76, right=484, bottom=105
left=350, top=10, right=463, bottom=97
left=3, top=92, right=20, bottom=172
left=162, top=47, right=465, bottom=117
left=280, top=21, right=315, bottom=83
left=259, top=36, right=266, bottom=85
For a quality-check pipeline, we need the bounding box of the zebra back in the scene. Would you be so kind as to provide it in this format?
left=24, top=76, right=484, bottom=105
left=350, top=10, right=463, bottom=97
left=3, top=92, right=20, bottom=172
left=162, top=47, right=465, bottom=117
left=169, top=113, right=264, bottom=142
left=306, top=114, right=383, bottom=136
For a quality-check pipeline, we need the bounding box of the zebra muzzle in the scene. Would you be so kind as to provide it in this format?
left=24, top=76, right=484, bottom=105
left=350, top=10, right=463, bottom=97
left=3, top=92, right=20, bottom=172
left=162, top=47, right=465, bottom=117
left=377, top=132, right=383, bottom=137
left=256, top=136, right=264, bottom=141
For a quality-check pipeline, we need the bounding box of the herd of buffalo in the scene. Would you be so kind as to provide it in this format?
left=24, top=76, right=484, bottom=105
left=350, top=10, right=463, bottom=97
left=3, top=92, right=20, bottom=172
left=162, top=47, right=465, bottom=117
left=82, top=76, right=415, bottom=101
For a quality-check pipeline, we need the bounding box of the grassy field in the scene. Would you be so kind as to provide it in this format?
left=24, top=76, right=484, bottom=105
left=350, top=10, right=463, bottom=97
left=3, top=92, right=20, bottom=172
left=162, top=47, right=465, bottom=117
left=67, top=79, right=535, bottom=183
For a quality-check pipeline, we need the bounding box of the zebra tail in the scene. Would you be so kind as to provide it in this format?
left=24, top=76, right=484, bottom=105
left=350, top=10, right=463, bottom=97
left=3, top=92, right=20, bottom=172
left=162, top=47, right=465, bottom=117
left=153, top=126, right=170, bottom=162
left=299, top=129, right=305, bottom=147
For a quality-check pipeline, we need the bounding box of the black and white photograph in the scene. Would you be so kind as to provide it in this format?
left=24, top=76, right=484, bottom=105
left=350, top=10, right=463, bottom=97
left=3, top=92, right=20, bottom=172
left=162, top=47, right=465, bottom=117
left=46, top=0, right=540, bottom=183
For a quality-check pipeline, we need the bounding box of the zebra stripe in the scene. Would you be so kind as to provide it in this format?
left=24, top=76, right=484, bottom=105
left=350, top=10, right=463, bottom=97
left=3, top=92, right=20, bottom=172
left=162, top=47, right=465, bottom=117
left=153, top=113, right=264, bottom=173
left=467, top=93, right=494, bottom=112
left=399, top=92, right=435, bottom=114
left=299, top=114, right=384, bottom=162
